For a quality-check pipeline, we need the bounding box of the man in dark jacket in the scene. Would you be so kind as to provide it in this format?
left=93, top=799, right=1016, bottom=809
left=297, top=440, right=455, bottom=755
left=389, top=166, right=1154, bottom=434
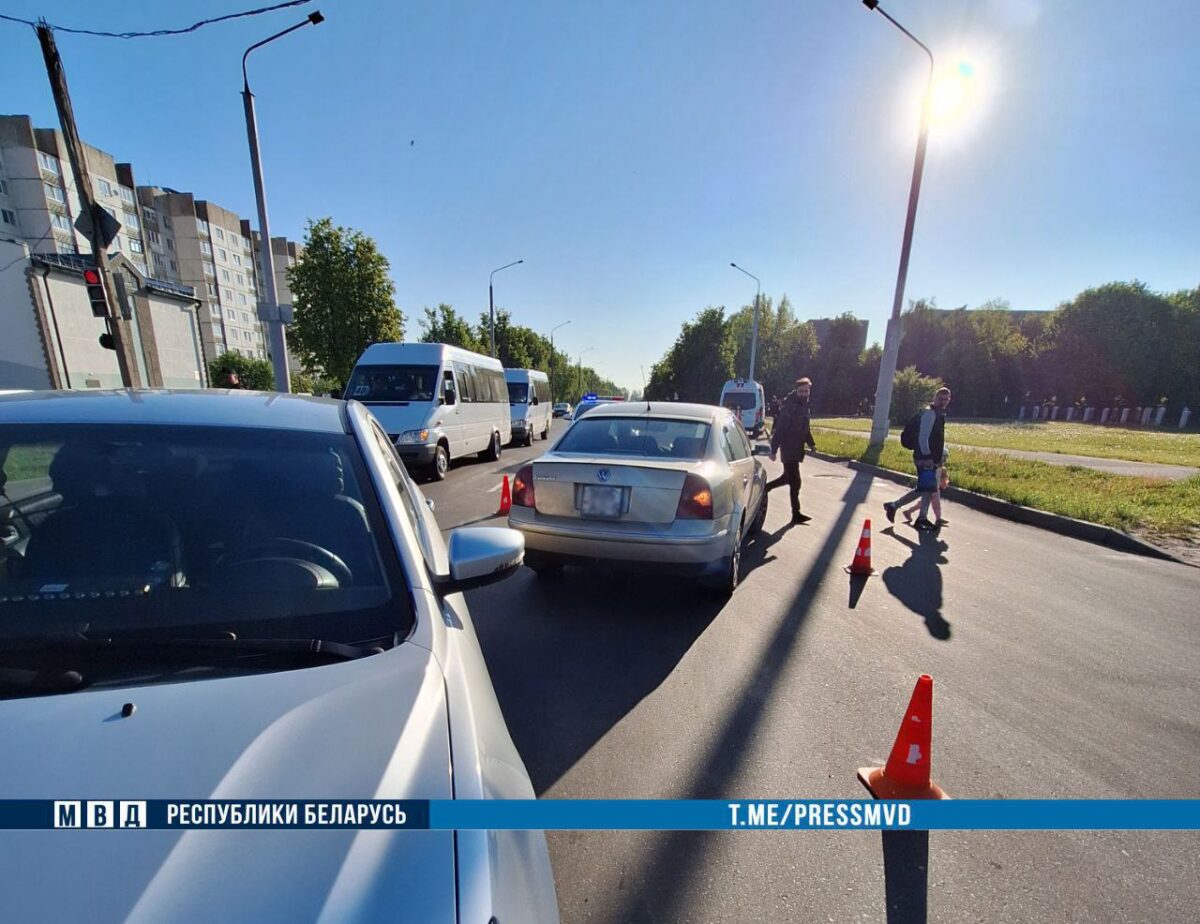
left=884, top=386, right=951, bottom=530
left=767, top=377, right=817, bottom=523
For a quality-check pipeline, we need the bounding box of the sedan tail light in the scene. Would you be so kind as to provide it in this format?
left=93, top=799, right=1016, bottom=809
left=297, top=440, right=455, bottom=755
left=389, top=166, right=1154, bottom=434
left=512, top=464, right=536, bottom=507
left=675, top=473, right=713, bottom=520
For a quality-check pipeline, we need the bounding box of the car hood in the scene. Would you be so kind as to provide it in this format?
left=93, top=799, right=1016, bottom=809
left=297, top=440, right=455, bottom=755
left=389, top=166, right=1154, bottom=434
left=0, top=643, right=457, bottom=923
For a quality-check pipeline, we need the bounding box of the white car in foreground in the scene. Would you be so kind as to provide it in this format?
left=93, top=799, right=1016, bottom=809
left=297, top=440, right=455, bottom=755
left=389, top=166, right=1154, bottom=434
left=0, top=389, right=558, bottom=923
left=507, top=402, right=768, bottom=595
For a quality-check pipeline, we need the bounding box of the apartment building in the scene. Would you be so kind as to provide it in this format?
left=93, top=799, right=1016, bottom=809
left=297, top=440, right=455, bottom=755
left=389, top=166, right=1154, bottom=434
left=0, top=115, right=150, bottom=274
left=244, top=224, right=305, bottom=308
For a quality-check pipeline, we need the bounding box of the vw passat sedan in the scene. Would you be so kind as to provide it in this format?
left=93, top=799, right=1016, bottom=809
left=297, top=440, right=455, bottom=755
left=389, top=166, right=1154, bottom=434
left=0, top=390, right=558, bottom=923
left=507, top=402, right=768, bottom=595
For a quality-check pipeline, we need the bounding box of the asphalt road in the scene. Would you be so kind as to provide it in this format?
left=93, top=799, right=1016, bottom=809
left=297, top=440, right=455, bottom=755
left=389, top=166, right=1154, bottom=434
left=420, top=433, right=1200, bottom=924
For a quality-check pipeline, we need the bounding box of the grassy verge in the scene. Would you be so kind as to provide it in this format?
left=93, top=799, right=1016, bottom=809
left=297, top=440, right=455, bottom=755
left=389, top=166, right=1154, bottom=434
left=3, top=444, right=58, bottom=482
left=813, top=430, right=1200, bottom=539
left=811, top=417, right=1200, bottom=468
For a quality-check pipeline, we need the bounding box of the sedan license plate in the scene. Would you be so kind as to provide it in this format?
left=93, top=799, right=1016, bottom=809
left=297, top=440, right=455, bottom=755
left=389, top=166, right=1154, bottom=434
left=579, top=484, right=624, bottom=518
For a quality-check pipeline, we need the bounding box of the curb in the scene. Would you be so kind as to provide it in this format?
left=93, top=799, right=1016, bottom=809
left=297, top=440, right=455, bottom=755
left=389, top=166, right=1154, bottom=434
left=806, top=450, right=1189, bottom=566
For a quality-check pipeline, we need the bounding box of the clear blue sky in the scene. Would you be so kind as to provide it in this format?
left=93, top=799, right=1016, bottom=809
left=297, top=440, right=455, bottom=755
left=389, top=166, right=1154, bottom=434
left=4, top=0, right=1197, bottom=391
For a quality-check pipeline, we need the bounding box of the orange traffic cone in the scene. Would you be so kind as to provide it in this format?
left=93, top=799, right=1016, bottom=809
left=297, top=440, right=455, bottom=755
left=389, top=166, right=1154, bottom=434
left=844, top=518, right=875, bottom=575
left=496, top=475, right=512, bottom=516
left=858, top=674, right=948, bottom=800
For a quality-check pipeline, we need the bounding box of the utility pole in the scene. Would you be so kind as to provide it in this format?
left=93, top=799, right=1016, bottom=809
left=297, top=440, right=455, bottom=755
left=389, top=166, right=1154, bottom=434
left=37, top=22, right=140, bottom=388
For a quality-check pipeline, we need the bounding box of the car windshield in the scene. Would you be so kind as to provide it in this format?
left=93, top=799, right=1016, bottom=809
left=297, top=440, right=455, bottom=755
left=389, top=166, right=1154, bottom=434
left=0, top=424, right=410, bottom=697
left=507, top=382, right=529, bottom=404
left=555, top=417, right=710, bottom=458
left=346, top=364, right=439, bottom=403
left=722, top=392, right=757, bottom=410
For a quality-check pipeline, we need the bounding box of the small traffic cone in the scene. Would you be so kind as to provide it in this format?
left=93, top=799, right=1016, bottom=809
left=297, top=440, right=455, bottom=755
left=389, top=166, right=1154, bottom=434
left=496, top=475, right=512, bottom=516
left=844, top=518, right=875, bottom=575
left=858, top=674, right=948, bottom=800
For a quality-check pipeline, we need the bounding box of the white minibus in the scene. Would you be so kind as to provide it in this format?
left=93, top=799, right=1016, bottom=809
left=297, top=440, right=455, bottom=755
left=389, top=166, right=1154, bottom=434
left=505, top=368, right=553, bottom=446
left=718, top=378, right=766, bottom=436
left=346, top=342, right=512, bottom=479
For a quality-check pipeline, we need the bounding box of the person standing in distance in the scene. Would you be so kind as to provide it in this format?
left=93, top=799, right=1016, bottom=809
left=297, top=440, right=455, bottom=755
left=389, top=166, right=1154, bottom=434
left=884, top=386, right=952, bottom=530
left=767, top=377, right=817, bottom=523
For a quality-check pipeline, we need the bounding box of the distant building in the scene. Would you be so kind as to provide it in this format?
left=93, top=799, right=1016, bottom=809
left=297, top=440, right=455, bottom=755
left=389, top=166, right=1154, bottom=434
left=1, top=113, right=305, bottom=381
left=806, top=317, right=869, bottom=355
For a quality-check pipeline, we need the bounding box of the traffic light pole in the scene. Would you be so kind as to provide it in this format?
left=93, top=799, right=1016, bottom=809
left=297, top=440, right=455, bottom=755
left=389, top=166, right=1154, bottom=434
left=37, top=23, right=140, bottom=388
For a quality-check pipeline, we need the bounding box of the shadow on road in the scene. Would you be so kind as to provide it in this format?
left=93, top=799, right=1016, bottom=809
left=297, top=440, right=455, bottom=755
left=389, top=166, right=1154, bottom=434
left=882, top=829, right=930, bottom=924
left=881, top=527, right=952, bottom=640
left=607, top=469, right=875, bottom=923
left=467, top=568, right=725, bottom=795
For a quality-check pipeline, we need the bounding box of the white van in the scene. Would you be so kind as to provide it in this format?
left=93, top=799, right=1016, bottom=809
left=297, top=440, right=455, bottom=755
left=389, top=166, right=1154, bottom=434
left=346, top=342, right=512, bottom=480
left=718, top=378, right=766, bottom=436
left=505, top=368, right=553, bottom=446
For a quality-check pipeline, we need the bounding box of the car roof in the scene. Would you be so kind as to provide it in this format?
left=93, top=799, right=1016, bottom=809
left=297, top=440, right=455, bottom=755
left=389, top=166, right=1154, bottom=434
left=0, top=389, right=348, bottom=433
left=577, top=401, right=727, bottom=422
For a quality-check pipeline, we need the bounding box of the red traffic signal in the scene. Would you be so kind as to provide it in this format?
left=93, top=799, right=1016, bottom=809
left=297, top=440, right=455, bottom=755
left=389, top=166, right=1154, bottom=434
left=83, top=267, right=108, bottom=318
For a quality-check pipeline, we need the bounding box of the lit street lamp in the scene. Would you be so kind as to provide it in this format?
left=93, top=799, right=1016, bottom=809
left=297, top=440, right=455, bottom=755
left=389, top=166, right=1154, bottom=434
left=730, top=262, right=761, bottom=382
left=489, top=259, right=523, bottom=358
left=242, top=9, right=323, bottom=393
left=861, top=0, right=933, bottom=447
left=550, top=319, right=571, bottom=401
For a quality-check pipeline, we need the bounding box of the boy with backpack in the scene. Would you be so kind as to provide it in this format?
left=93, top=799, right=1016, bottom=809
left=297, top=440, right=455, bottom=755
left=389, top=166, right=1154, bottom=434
left=884, top=386, right=952, bottom=530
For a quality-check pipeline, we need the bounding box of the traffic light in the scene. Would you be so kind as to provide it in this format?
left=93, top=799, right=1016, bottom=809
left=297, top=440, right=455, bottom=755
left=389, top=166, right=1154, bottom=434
left=83, top=268, right=109, bottom=318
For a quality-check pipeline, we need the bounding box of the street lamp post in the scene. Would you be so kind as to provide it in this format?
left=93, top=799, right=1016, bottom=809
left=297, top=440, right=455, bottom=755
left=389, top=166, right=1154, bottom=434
left=577, top=347, right=595, bottom=397
left=549, top=319, right=571, bottom=401
left=489, top=259, right=523, bottom=358
left=730, top=262, right=761, bottom=382
left=243, top=10, right=323, bottom=393
left=861, top=0, right=934, bottom=447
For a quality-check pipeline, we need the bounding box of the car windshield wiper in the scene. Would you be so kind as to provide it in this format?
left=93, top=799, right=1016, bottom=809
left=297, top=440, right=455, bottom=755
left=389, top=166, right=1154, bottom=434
left=0, top=635, right=385, bottom=661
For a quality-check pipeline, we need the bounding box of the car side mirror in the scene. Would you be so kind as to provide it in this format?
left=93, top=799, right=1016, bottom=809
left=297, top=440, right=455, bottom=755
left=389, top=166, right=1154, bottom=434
left=436, top=527, right=524, bottom=593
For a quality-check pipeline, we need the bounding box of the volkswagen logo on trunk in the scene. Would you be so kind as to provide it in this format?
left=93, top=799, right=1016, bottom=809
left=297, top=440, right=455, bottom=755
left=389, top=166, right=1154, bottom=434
left=596, top=468, right=611, bottom=482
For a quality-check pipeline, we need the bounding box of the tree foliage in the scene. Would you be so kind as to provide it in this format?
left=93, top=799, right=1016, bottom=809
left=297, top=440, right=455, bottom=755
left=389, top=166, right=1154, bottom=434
left=287, top=218, right=404, bottom=386
left=890, top=366, right=943, bottom=425
left=208, top=351, right=275, bottom=390
left=419, top=303, right=482, bottom=353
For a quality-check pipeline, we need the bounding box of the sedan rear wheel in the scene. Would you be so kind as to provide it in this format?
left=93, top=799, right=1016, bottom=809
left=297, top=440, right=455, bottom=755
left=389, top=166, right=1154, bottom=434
left=704, top=517, right=743, bottom=597
left=748, top=490, right=768, bottom=536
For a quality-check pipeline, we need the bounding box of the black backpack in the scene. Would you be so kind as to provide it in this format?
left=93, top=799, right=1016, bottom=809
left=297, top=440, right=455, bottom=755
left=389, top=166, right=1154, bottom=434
left=899, top=411, right=923, bottom=450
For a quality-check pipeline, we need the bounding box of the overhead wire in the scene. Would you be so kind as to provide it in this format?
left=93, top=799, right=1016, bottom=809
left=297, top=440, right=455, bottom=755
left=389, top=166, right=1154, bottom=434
left=0, top=1, right=312, bottom=38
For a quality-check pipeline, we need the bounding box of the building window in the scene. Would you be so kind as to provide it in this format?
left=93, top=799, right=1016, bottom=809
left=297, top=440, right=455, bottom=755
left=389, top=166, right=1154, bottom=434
left=56, top=241, right=75, bottom=255
left=51, top=214, right=72, bottom=231
left=37, top=151, right=60, bottom=174
left=200, top=241, right=212, bottom=255
left=211, top=304, right=221, bottom=317
left=162, top=215, right=172, bottom=229
left=166, top=238, right=174, bottom=251
left=122, top=211, right=139, bottom=229
left=204, top=264, right=215, bottom=277
left=218, top=248, right=227, bottom=262
left=129, top=239, right=144, bottom=254
left=119, top=187, right=135, bottom=205
left=196, top=218, right=208, bottom=235
left=213, top=227, right=224, bottom=240
left=0, top=179, right=7, bottom=194
left=238, top=293, right=247, bottom=305
left=44, top=182, right=65, bottom=203
left=241, top=311, right=250, bottom=323
left=147, top=229, right=161, bottom=245
left=230, top=234, right=241, bottom=249
left=227, top=309, right=236, bottom=320
left=232, top=254, right=241, bottom=267
left=207, top=283, right=216, bottom=296
left=221, top=269, right=230, bottom=282
left=97, top=178, right=112, bottom=197
left=1, top=209, right=15, bottom=225
left=170, top=259, right=178, bottom=272
left=143, top=206, right=157, bottom=221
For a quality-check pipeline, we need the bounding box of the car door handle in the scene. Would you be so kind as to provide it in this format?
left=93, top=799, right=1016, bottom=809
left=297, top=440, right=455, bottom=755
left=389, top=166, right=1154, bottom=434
left=742, top=474, right=749, bottom=485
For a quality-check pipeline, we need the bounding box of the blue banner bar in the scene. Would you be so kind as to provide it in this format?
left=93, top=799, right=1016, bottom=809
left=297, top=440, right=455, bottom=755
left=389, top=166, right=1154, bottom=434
left=2, top=799, right=1198, bottom=831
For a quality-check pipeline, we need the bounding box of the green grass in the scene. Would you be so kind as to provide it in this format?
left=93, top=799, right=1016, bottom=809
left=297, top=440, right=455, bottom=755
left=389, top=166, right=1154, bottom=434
left=811, top=417, right=1200, bottom=468
left=3, top=444, right=58, bottom=483
left=812, top=430, right=1200, bottom=540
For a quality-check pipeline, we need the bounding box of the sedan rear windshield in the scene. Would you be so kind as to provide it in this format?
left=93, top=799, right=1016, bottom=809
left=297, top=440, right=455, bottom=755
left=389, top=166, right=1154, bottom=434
left=0, top=424, right=411, bottom=695
left=556, top=417, right=711, bottom=459
left=346, top=364, right=439, bottom=403
left=722, top=392, right=758, bottom=410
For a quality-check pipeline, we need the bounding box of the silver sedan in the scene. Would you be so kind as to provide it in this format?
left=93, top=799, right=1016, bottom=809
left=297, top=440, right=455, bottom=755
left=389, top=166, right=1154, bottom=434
left=507, top=402, right=768, bottom=595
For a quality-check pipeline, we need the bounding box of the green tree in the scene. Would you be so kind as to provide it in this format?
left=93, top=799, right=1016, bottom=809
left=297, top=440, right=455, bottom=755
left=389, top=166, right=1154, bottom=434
left=890, top=366, right=943, bottom=425
left=290, top=370, right=341, bottom=395
left=287, top=218, right=404, bottom=386
left=419, top=303, right=482, bottom=352
left=209, top=352, right=275, bottom=390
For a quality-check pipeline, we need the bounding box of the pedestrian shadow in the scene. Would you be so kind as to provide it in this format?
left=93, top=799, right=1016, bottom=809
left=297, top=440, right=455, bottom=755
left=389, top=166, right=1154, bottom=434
left=741, top=519, right=795, bottom=573
left=882, top=829, right=930, bottom=924
left=881, top=527, right=952, bottom=640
